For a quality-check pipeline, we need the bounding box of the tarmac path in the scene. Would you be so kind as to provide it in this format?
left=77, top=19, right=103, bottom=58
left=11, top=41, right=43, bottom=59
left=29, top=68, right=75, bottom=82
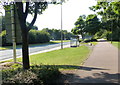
left=60, top=40, right=119, bottom=84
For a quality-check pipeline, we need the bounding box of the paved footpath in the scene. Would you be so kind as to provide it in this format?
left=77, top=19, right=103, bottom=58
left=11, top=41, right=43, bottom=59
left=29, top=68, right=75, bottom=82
left=60, top=41, right=119, bottom=84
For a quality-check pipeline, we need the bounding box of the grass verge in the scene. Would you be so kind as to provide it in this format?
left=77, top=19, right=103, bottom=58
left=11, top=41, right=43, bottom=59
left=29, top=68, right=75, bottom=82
left=111, top=41, right=120, bottom=49
left=50, top=40, right=70, bottom=43
left=16, top=46, right=90, bottom=68
left=80, top=42, right=98, bottom=46
left=1, top=45, right=90, bottom=70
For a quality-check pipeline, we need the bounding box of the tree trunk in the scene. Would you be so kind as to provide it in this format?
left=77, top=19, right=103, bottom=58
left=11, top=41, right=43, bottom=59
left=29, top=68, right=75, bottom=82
left=22, top=30, right=30, bottom=69
left=81, top=34, right=84, bottom=40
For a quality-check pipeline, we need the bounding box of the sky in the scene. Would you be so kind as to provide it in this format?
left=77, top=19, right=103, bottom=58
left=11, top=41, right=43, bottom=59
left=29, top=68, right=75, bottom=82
left=0, top=0, right=97, bottom=32
left=27, top=0, right=97, bottom=32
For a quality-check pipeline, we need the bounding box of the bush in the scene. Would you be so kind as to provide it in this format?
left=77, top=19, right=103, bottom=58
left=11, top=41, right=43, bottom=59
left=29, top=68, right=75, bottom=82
left=91, top=39, right=97, bottom=42
left=106, top=31, right=119, bottom=41
left=29, top=30, right=50, bottom=44
left=30, top=65, right=61, bottom=84
left=2, top=64, right=61, bottom=84
left=84, top=39, right=91, bottom=43
left=0, top=30, right=6, bottom=46
left=94, top=29, right=108, bottom=39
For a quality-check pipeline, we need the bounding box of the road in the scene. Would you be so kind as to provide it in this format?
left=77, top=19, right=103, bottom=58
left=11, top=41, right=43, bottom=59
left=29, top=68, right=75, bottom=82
left=0, top=42, right=70, bottom=61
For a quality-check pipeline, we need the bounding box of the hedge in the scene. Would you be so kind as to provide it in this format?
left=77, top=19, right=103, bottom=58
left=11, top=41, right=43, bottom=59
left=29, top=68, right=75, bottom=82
left=29, top=30, right=50, bottom=44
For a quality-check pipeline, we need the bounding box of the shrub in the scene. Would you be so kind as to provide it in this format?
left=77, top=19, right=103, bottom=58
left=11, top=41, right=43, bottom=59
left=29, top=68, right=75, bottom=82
left=0, top=30, right=6, bottom=46
left=84, top=39, right=91, bottom=43
left=106, top=31, right=119, bottom=41
left=2, top=64, right=61, bottom=84
left=94, top=29, right=108, bottom=39
left=84, top=39, right=97, bottom=43
left=90, top=39, right=97, bottom=42
left=29, top=30, right=50, bottom=44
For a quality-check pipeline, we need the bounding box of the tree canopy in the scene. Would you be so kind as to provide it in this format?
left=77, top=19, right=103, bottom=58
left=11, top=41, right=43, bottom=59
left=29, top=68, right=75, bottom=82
left=71, top=15, right=86, bottom=39
left=71, top=14, right=100, bottom=39
left=85, top=14, right=101, bottom=35
left=89, top=1, right=120, bottom=41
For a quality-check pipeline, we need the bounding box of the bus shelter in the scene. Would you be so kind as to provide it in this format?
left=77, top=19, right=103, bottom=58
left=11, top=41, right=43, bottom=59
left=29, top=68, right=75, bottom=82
left=70, top=36, right=79, bottom=47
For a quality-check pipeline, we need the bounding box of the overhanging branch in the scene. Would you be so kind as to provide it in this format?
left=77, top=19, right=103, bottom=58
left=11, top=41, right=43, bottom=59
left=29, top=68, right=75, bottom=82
left=24, top=2, right=29, bottom=20
left=28, top=2, right=39, bottom=31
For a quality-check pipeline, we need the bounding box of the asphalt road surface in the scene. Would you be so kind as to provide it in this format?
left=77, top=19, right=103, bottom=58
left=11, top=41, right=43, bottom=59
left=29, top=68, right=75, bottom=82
left=0, top=42, right=70, bottom=61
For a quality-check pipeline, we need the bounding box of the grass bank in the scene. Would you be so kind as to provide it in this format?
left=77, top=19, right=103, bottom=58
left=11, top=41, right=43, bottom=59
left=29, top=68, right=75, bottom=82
left=2, top=45, right=90, bottom=69
left=80, top=42, right=98, bottom=46
left=29, top=46, right=90, bottom=66
left=111, top=41, right=120, bottom=49
left=50, top=40, right=70, bottom=43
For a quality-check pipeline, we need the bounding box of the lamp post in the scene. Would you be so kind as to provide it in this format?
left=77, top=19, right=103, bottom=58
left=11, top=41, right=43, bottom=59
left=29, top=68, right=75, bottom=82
left=61, top=0, right=63, bottom=49
left=11, top=4, right=16, bottom=63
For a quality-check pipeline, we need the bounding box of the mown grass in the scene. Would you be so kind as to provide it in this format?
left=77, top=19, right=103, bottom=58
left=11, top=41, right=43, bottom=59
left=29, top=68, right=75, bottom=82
left=50, top=40, right=70, bottom=43
left=111, top=41, right=120, bottom=49
left=0, top=47, right=9, bottom=50
left=29, top=46, right=90, bottom=66
left=80, top=42, right=98, bottom=46
left=1, top=46, right=90, bottom=69
left=90, top=42, right=98, bottom=45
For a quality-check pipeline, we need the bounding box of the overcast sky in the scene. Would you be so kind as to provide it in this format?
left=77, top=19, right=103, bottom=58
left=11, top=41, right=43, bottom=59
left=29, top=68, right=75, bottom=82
left=27, top=0, right=97, bottom=32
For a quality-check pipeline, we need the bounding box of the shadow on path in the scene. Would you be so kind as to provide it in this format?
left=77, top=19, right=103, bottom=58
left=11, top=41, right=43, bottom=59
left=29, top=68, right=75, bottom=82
left=38, top=65, right=119, bottom=84
left=39, top=65, right=108, bottom=71
left=58, top=72, right=120, bottom=85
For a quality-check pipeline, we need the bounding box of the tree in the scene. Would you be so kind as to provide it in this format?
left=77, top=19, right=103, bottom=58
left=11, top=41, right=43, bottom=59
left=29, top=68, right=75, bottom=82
left=71, top=15, right=86, bottom=40
left=0, top=16, right=5, bottom=31
left=89, top=1, right=120, bottom=41
left=72, top=14, right=100, bottom=39
left=14, top=2, right=48, bottom=69
left=2, top=1, right=63, bottom=69
left=42, top=28, right=72, bottom=40
left=12, top=1, right=66, bottom=69
left=26, top=22, right=38, bottom=30
left=112, top=2, right=120, bottom=41
left=1, top=0, right=67, bottom=69
left=85, top=14, right=101, bottom=35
